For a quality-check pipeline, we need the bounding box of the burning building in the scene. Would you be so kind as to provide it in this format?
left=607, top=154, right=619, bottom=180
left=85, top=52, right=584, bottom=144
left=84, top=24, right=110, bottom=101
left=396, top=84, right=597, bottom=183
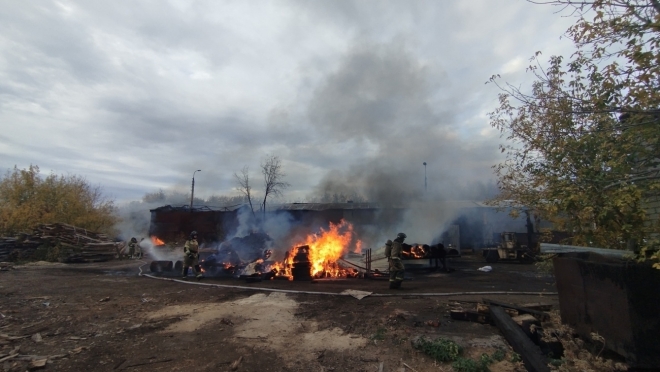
left=148, top=200, right=549, bottom=256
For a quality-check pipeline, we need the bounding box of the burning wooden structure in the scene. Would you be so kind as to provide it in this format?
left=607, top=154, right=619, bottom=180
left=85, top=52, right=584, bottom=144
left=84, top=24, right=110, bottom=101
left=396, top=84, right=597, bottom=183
left=149, top=220, right=363, bottom=281
left=149, top=201, right=547, bottom=255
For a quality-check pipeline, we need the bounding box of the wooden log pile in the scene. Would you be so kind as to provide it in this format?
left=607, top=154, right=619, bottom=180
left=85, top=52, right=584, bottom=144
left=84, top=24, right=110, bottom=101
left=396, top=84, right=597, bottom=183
left=0, top=237, right=41, bottom=262
left=0, top=223, right=119, bottom=263
left=32, top=223, right=110, bottom=245
left=60, top=241, right=119, bottom=263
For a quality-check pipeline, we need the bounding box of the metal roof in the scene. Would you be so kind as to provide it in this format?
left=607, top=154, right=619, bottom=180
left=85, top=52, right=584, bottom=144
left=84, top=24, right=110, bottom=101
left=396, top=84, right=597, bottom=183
left=149, top=204, right=247, bottom=212
left=271, top=200, right=496, bottom=211
left=150, top=201, right=502, bottom=213
left=273, top=202, right=381, bottom=211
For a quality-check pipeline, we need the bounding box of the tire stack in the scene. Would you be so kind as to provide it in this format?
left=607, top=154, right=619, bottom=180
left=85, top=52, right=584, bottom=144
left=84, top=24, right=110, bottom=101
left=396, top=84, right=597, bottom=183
left=150, top=260, right=174, bottom=273
left=291, top=245, right=312, bottom=281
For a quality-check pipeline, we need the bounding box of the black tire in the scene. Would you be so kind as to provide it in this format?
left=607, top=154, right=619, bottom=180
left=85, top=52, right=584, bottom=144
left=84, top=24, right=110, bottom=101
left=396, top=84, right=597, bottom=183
left=485, top=250, right=500, bottom=263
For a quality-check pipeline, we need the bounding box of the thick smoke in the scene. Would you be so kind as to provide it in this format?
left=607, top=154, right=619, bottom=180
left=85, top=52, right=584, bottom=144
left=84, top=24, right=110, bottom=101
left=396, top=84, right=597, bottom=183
left=305, top=41, right=502, bottom=246
left=113, top=40, right=507, bottom=257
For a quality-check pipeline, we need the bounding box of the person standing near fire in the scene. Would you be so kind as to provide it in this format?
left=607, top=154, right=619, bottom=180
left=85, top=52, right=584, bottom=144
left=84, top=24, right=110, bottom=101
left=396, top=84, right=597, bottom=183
left=428, top=243, right=447, bottom=271
left=182, top=231, right=203, bottom=280
left=384, top=239, right=393, bottom=261
left=388, top=233, right=407, bottom=289
left=128, top=237, right=138, bottom=259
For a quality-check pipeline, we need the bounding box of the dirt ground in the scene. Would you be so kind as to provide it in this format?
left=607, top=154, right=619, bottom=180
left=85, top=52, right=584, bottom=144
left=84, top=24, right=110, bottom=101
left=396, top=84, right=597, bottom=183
left=0, top=254, right=560, bottom=371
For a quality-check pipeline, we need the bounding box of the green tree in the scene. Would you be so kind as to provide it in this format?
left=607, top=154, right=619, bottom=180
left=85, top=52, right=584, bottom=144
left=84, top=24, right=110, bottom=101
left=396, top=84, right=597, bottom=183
left=489, top=1, right=660, bottom=262
left=0, top=165, right=118, bottom=236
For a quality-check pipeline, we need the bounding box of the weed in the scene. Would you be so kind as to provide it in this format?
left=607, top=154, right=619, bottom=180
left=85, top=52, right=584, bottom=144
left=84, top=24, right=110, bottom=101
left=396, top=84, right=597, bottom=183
left=535, top=254, right=556, bottom=274
left=411, top=337, right=462, bottom=362
left=452, top=355, right=491, bottom=372
left=370, top=328, right=386, bottom=341
left=492, top=349, right=505, bottom=362
left=510, top=352, right=522, bottom=363
left=550, top=358, right=564, bottom=367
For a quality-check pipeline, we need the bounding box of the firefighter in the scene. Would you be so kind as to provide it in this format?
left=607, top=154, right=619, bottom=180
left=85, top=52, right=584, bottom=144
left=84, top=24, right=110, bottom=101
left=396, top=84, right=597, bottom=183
left=384, top=239, right=393, bottom=260
left=137, top=238, right=145, bottom=259
left=182, top=231, right=203, bottom=280
left=389, top=233, right=407, bottom=289
left=429, top=243, right=447, bottom=271
left=128, top=237, right=138, bottom=259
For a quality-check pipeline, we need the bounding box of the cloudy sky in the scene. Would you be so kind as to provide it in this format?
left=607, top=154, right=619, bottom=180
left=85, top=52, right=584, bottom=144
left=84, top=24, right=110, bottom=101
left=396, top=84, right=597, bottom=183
left=1, top=0, right=577, bottom=205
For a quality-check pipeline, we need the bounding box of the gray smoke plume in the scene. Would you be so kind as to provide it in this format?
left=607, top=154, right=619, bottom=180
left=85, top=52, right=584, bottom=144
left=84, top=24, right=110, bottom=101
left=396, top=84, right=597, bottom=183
left=304, top=40, right=502, bottom=246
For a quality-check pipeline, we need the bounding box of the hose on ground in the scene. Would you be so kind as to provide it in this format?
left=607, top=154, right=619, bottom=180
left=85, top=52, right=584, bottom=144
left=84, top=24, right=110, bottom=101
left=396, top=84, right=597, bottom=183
left=138, top=262, right=557, bottom=298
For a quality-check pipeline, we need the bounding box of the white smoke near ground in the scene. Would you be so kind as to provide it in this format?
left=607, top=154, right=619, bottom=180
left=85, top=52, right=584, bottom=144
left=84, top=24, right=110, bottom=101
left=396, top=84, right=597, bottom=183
left=113, top=189, right=246, bottom=261
left=260, top=212, right=297, bottom=257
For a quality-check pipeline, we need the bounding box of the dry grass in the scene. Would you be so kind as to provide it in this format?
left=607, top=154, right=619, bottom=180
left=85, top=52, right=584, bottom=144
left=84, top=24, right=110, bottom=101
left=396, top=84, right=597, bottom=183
left=543, top=311, right=628, bottom=371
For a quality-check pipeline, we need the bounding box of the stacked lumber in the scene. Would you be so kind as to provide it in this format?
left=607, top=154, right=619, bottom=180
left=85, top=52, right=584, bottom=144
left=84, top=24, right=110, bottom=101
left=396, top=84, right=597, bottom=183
left=32, top=223, right=110, bottom=246
left=60, top=242, right=119, bottom=263
left=0, top=237, right=41, bottom=262
left=0, top=223, right=119, bottom=263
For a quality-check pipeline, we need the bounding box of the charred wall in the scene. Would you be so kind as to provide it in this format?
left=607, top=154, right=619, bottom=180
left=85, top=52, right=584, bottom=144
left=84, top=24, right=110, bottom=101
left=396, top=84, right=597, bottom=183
left=148, top=205, right=245, bottom=244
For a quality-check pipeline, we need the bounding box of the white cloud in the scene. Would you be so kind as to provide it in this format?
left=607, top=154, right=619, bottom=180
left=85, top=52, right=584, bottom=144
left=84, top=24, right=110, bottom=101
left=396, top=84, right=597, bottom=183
left=501, top=56, right=525, bottom=75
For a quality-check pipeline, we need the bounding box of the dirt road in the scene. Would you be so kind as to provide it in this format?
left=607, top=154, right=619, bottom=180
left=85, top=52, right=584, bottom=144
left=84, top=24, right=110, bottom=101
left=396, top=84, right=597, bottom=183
left=0, top=255, right=556, bottom=371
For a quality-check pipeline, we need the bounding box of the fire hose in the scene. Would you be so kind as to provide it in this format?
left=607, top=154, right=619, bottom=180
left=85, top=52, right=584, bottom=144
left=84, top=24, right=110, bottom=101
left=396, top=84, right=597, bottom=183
left=137, top=262, right=557, bottom=297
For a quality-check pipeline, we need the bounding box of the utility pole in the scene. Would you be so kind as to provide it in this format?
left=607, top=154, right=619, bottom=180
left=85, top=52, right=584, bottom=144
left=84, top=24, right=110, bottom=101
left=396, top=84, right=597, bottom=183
left=423, top=162, right=427, bottom=192
left=190, top=169, right=201, bottom=211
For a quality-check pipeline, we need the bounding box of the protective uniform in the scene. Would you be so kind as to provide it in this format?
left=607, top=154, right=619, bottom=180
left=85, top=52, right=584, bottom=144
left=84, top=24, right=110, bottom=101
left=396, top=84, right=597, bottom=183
left=384, top=240, right=393, bottom=258
left=182, top=231, right=202, bottom=279
left=389, top=233, right=406, bottom=289
left=128, top=237, right=137, bottom=259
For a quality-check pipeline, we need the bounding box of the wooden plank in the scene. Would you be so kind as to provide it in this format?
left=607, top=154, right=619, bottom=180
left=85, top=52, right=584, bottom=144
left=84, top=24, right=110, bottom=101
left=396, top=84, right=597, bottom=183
left=483, top=298, right=550, bottom=321
left=490, top=305, right=550, bottom=372
left=450, top=310, right=491, bottom=324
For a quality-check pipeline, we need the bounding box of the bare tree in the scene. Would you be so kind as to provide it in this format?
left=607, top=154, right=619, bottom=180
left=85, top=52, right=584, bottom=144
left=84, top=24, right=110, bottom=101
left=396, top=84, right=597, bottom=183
left=260, top=155, right=290, bottom=218
left=234, top=166, right=256, bottom=217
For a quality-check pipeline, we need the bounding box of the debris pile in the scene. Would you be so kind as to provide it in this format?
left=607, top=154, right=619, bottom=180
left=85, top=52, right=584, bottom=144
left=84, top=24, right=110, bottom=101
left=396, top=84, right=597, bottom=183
left=450, top=299, right=560, bottom=372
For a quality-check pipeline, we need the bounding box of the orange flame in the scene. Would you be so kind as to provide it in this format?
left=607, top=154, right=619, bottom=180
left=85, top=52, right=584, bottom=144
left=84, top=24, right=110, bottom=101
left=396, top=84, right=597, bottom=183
left=151, top=236, right=165, bottom=245
left=402, top=244, right=426, bottom=258
left=411, top=245, right=426, bottom=258
left=271, top=220, right=360, bottom=278
left=353, top=240, right=363, bottom=254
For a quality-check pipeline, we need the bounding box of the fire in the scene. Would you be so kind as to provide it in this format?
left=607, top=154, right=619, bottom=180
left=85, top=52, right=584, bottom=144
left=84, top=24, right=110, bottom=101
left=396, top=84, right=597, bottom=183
left=411, top=245, right=426, bottom=258
left=402, top=244, right=427, bottom=258
left=353, top=240, right=362, bottom=254
left=270, top=220, right=361, bottom=279
left=151, top=236, right=165, bottom=245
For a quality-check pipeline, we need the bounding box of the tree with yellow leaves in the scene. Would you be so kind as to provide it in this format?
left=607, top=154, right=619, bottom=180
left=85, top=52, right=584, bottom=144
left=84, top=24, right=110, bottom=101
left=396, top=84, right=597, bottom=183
left=0, top=165, right=118, bottom=236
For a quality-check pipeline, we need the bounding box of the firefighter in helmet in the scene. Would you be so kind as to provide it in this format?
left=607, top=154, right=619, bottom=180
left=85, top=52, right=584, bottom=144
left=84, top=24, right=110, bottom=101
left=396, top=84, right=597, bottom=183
left=388, top=233, right=407, bottom=289
left=182, top=231, right=203, bottom=280
left=128, top=237, right=138, bottom=259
